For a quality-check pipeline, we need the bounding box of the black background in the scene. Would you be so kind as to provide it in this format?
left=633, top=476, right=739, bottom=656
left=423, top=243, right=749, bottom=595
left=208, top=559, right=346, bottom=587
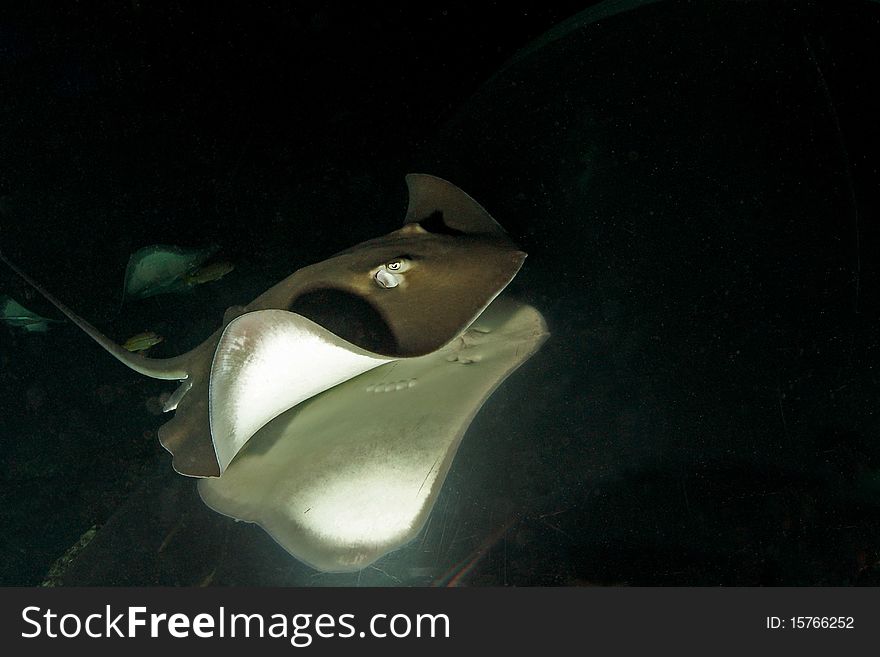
left=0, top=1, right=591, bottom=586
left=1, top=0, right=879, bottom=587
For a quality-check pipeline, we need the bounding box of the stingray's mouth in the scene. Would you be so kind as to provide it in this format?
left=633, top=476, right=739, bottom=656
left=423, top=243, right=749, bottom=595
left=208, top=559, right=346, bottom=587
left=288, top=288, right=400, bottom=356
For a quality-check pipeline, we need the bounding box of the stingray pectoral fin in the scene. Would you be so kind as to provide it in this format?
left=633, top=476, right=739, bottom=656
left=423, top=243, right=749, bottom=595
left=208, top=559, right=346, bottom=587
left=404, top=173, right=508, bottom=236
left=151, top=328, right=223, bottom=477
left=158, top=375, right=220, bottom=477
left=208, top=310, right=394, bottom=473
left=198, top=298, right=549, bottom=572
left=0, top=249, right=188, bottom=380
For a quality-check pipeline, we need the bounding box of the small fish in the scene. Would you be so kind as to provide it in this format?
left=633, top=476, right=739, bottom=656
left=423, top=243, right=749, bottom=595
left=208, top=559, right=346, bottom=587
left=183, top=261, right=235, bottom=286
left=123, top=331, right=164, bottom=353
left=0, top=295, right=65, bottom=333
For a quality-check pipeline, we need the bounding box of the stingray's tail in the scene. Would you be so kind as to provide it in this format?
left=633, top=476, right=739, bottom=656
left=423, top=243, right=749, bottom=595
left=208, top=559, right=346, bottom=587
left=0, top=247, right=189, bottom=381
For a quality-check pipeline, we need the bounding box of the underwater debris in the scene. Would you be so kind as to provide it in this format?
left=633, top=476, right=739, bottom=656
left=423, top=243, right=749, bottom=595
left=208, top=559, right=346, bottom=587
left=40, top=525, right=99, bottom=587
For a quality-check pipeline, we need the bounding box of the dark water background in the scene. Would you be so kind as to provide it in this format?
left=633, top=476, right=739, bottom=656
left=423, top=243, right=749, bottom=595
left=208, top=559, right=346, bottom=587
left=1, top=0, right=878, bottom=586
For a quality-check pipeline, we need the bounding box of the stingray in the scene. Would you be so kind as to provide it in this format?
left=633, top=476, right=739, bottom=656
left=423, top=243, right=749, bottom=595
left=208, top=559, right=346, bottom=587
left=123, top=243, right=219, bottom=300
left=0, top=295, right=65, bottom=333
left=200, top=296, right=547, bottom=571
left=1, top=174, right=548, bottom=571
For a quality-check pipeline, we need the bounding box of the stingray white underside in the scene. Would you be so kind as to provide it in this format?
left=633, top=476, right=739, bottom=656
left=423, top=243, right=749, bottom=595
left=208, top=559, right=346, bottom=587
left=199, top=297, right=548, bottom=572
left=209, top=311, right=393, bottom=472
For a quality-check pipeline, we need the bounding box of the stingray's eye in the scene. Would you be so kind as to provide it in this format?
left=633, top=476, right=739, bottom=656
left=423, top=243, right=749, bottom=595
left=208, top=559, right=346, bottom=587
left=375, top=269, right=399, bottom=289
left=373, top=257, right=410, bottom=288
